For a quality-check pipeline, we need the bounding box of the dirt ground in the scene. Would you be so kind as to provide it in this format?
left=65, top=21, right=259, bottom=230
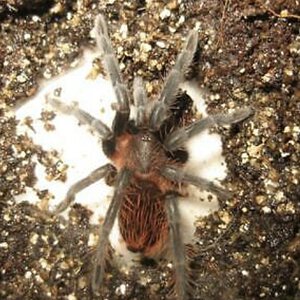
left=0, top=0, right=299, bottom=299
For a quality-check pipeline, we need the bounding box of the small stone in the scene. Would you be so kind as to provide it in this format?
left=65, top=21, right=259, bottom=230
left=140, top=43, right=152, bottom=52
left=241, top=207, right=248, bottom=213
left=30, top=233, right=39, bottom=244
left=39, top=258, right=50, bottom=270
left=241, top=152, right=249, bottom=163
left=88, top=233, right=98, bottom=246
left=219, top=211, right=231, bottom=224
left=255, top=195, right=266, bottom=205
left=156, top=41, right=166, bottom=48
left=24, top=33, right=31, bottom=41
left=116, top=283, right=126, bottom=295
left=247, top=144, right=263, bottom=158
left=43, top=69, right=52, bottom=79
left=262, top=206, right=271, bottom=214
left=67, top=294, right=77, bottom=300
left=0, top=242, right=8, bottom=249
left=160, top=8, right=171, bottom=20
left=16, top=73, right=28, bottom=83
left=3, top=214, right=10, bottom=221
left=284, top=68, right=293, bottom=77
left=262, top=72, right=272, bottom=83
left=120, top=24, right=128, bottom=38
left=177, top=15, right=185, bottom=25
left=32, top=15, right=41, bottom=22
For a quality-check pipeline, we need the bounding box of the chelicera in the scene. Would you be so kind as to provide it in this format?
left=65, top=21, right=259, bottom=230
left=47, top=15, right=253, bottom=299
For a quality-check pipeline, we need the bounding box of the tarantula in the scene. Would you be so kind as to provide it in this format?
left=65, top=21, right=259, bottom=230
left=47, top=15, right=253, bottom=299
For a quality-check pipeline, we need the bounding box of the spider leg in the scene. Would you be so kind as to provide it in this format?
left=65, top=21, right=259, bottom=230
left=149, top=30, right=198, bottom=131
left=164, top=107, right=254, bottom=151
left=133, top=76, right=148, bottom=127
left=94, top=15, right=130, bottom=136
left=52, top=163, right=114, bottom=215
left=46, top=93, right=112, bottom=140
left=92, top=168, right=132, bottom=294
left=165, top=193, right=187, bottom=300
left=162, top=166, right=231, bottom=200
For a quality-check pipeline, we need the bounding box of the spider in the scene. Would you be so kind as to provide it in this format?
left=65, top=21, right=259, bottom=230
left=47, top=14, right=253, bottom=300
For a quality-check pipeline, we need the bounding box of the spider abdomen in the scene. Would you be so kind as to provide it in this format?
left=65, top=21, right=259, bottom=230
left=118, top=180, right=169, bottom=258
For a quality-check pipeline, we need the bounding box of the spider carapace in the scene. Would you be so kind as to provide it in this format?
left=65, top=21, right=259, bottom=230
left=47, top=14, right=253, bottom=300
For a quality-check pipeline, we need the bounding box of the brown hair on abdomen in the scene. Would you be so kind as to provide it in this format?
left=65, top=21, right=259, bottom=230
left=118, top=179, right=169, bottom=258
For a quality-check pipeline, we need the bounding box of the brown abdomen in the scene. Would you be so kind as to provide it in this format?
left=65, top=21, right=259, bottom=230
left=118, top=180, right=168, bottom=258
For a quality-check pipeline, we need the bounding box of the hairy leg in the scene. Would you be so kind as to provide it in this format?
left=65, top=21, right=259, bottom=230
left=164, top=107, right=253, bottom=151
left=52, top=163, right=114, bottom=215
left=94, top=15, right=130, bottom=136
left=149, top=30, right=198, bottom=131
left=165, top=193, right=187, bottom=300
left=92, top=168, right=132, bottom=294
left=162, top=166, right=230, bottom=200
left=46, top=91, right=112, bottom=140
left=133, top=76, right=148, bottom=127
